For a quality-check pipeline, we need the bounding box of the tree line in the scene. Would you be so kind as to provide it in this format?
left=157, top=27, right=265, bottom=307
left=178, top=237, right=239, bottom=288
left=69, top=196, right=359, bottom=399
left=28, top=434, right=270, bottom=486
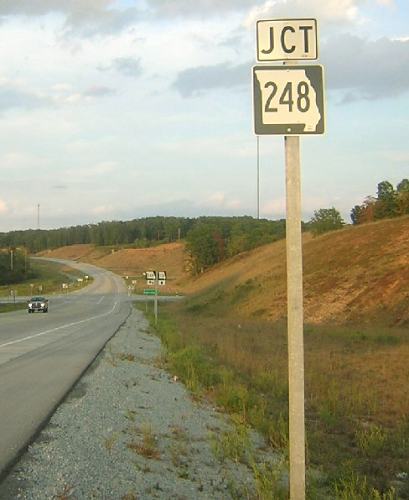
left=0, top=217, right=195, bottom=253
left=351, top=179, right=409, bottom=224
left=0, top=216, right=288, bottom=278
left=186, top=217, right=287, bottom=274
left=305, top=178, right=409, bottom=237
left=0, top=249, right=32, bottom=285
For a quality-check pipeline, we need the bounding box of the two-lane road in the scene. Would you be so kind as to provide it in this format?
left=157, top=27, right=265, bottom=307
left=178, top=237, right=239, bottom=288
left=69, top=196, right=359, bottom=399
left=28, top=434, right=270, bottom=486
left=0, top=259, right=131, bottom=476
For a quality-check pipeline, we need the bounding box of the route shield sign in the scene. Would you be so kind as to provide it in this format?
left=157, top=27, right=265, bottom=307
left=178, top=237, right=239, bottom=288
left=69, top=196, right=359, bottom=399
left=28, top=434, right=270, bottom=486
left=253, top=65, right=325, bottom=135
left=145, top=271, right=156, bottom=280
left=257, top=19, right=317, bottom=61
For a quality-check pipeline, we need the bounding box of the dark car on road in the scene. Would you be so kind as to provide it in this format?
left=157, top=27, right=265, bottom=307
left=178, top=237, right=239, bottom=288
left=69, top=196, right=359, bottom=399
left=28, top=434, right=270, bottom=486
left=28, top=296, right=49, bottom=313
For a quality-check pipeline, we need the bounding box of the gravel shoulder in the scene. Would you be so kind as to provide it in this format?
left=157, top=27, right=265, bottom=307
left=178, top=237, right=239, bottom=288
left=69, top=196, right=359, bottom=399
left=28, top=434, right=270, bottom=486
left=0, top=308, right=275, bottom=499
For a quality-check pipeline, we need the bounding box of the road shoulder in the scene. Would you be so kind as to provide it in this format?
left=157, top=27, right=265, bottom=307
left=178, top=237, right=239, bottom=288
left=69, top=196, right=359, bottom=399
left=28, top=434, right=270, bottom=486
left=0, top=308, right=277, bottom=499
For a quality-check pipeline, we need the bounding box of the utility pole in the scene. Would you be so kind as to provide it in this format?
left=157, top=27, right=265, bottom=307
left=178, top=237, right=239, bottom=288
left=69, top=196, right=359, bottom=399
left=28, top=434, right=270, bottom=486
left=37, top=204, right=40, bottom=230
left=10, top=249, right=14, bottom=271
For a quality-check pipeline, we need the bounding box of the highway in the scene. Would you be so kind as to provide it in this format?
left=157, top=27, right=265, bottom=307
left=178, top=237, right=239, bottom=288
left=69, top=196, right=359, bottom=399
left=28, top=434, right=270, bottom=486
left=0, top=259, right=131, bottom=476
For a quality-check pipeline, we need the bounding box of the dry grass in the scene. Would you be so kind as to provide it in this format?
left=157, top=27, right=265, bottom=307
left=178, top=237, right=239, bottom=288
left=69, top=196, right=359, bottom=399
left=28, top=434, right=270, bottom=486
left=151, top=300, right=409, bottom=495
left=127, top=425, right=161, bottom=460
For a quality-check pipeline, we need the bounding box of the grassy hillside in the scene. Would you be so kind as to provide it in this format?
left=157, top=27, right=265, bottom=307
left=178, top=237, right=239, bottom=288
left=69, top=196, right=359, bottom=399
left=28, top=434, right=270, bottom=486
left=185, top=215, right=409, bottom=326
left=146, top=217, right=409, bottom=498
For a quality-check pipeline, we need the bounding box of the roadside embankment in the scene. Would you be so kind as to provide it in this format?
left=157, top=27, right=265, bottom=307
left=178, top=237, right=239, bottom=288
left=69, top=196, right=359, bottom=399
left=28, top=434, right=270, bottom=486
left=0, top=309, right=278, bottom=499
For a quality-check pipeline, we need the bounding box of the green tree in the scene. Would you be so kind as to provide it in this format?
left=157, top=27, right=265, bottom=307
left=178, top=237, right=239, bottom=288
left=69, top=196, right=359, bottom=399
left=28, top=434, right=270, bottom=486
left=397, top=178, right=409, bottom=193
left=186, top=224, right=221, bottom=274
left=396, top=178, right=409, bottom=215
left=309, top=207, right=345, bottom=236
left=374, top=180, right=398, bottom=219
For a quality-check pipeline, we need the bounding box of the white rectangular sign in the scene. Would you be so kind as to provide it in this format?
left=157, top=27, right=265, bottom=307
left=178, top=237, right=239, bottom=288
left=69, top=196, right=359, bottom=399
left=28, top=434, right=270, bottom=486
left=145, top=271, right=156, bottom=280
left=253, top=65, right=325, bottom=135
left=257, top=19, right=317, bottom=62
left=158, top=271, right=167, bottom=280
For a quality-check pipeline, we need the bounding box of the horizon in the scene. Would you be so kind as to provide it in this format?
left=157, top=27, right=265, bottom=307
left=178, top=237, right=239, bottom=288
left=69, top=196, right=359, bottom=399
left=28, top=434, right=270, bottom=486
left=0, top=0, right=408, bottom=231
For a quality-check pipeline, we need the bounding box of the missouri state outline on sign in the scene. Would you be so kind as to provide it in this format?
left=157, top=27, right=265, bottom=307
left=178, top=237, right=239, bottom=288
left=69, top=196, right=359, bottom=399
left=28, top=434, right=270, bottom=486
left=253, top=65, right=325, bottom=135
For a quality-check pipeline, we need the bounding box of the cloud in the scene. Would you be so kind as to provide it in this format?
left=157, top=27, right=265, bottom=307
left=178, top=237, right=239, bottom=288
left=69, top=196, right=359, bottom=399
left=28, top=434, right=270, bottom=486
left=322, top=34, right=409, bottom=100
left=83, top=85, right=116, bottom=97
left=52, top=85, right=116, bottom=104
left=206, top=192, right=243, bottom=210
left=172, top=61, right=249, bottom=97
left=99, top=57, right=143, bottom=78
left=0, top=199, right=8, bottom=214
left=146, top=0, right=255, bottom=17
left=0, top=83, right=52, bottom=113
left=172, top=34, right=409, bottom=102
left=244, top=0, right=363, bottom=27
left=146, top=0, right=367, bottom=22
left=0, top=1, right=142, bottom=36
left=90, top=204, right=115, bottom=215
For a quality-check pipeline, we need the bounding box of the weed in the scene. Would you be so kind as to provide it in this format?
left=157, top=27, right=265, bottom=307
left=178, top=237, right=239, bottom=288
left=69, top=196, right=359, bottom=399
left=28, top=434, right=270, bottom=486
left=251, top=457, right=288, bottom=500
left=266, top=413, right=288, bottom=451
left=230, top=279, right=256, bottom=304
left=121, top=493, right=138, bottom=500
left=333, top=472, right=396, bottom=500
left=127, top=424, right=160, bottom=460
left=211, top=416, right=251, bottom=464
left=373, top=335, right=399, bottom=346
left=124, top=409, right=137, bottom=422
left=53, top=484, right=75, bottom=499
left=170, top=441, right=188, bottom=467
left=105, top=346, right=118, bottom=367
left=145, top=306, right=409, bottom=497
left=104, top=432, right=118, bottom=452
left=215, top=382, right=250, bottom=417
left=355, top=424, right=387, bottom=457
left=117, top=352, right=136, bottom=362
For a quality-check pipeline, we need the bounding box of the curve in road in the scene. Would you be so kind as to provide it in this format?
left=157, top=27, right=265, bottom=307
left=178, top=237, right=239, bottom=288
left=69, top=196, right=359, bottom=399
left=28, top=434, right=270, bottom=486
left=0, top=258, right=131, bottom=477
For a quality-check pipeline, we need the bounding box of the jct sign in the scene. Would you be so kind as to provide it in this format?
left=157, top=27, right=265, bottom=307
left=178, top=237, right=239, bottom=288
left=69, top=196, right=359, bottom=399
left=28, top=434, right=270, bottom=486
left=257, top=19, right=317, bottom=61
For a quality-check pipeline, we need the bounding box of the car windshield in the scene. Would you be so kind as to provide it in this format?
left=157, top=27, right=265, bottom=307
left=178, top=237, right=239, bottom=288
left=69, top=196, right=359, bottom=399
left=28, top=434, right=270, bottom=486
left=31, top=297, right=46, bottom=301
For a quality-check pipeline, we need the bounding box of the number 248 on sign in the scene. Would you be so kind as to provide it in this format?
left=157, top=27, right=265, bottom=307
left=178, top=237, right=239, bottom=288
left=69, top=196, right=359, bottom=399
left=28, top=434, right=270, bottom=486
left=253, top=65, right=325, bottom=135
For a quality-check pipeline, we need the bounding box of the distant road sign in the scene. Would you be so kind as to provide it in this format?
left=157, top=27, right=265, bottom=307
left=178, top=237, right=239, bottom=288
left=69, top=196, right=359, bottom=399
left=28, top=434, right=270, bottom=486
left=257, top=19, right=317, bottom=61
left=253, top=65, right=325, bottom=135
left=158, top=280, right=166, bottom=286
left=143, top=289, right=157, bottom=296
left=158, top=271, right=167, bottom=280
left=145, top=271, right=156, bottom=280
left=146, top=279, right=155, bottom=286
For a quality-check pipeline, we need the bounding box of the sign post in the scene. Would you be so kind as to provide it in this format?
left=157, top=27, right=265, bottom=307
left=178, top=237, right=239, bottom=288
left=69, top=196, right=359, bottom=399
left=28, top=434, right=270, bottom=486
left=253, top=18, right=325, bottom=500
left=285, top=133, right=305, bottom=499
left=144, top=271, right=166, bottom=325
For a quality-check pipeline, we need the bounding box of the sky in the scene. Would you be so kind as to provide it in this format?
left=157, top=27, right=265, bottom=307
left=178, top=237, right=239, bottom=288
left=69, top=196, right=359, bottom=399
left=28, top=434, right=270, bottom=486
left=0, top=0, right=408, bottom=231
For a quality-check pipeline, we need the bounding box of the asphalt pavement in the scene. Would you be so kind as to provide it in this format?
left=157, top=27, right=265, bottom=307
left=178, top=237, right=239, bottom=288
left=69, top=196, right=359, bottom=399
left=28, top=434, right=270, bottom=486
left=0, top=259, right=131, bottom=477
